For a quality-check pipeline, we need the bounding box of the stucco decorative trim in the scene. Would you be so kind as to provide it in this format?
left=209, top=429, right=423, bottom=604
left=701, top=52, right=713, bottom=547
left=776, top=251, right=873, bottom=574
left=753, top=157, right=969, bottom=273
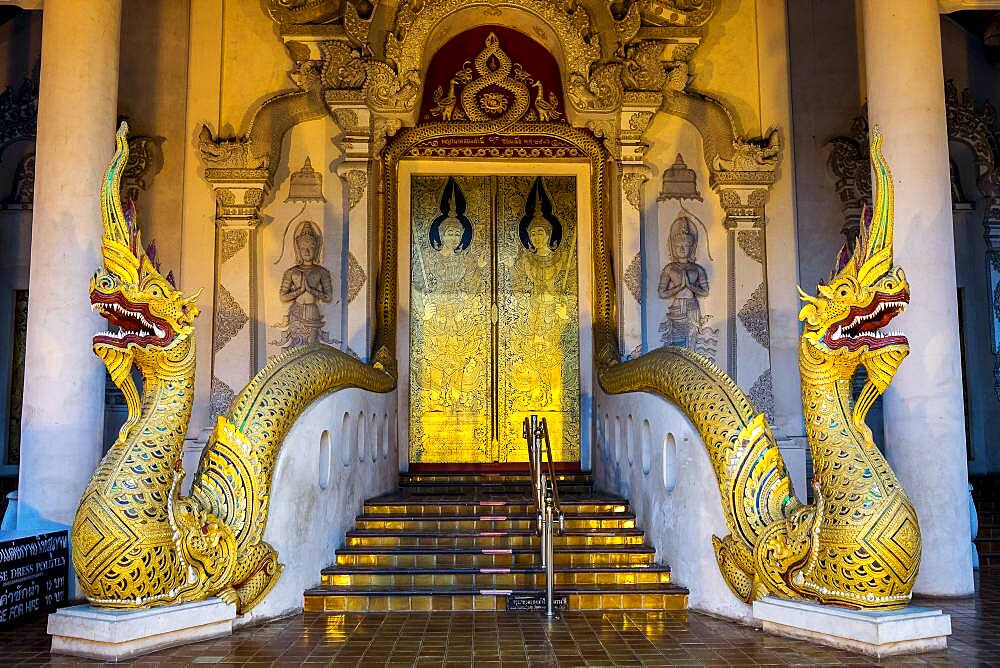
left=737, top=229, right=764, bottom=264
left=213, top=284, right=249, bottom=353
left=346, top=251, right=367, bottom=304
left=826, top=111, right=871, bottom=247
left=3, top=152, right=33, bottom=208
left=622, top=172, right=643, bottom=212
left=0, top=60, right=38, bottom=154
left=748, top=368, right=775, bottom=423
left=122, top=136, right=165, bottom=204
left=220, top=229, right=249, bottom=265
left=624, top=252, right=643, bottom=304
left=209, top=376, right=236, bottom=420
left=197, top=64, right=326, bottom=184
left=737, top=281, right=769, bottom=350
left=343, top=169, right=367, bottom=210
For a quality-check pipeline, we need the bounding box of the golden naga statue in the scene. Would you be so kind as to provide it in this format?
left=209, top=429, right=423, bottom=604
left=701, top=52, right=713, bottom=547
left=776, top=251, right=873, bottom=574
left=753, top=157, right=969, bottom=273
left=600, top=128, right=920, bottom=609
left=71, top=123, right=392, bottom=614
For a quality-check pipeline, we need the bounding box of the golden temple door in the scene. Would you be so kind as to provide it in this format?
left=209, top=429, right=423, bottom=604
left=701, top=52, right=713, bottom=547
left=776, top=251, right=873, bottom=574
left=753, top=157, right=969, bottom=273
left=409, top=174, right=581, bottom=466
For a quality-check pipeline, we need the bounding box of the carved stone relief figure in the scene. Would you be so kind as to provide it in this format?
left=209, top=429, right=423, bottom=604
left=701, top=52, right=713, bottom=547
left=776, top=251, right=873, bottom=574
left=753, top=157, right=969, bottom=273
left=272, top=220, right=334, bottom=350
left=658, top=214, right=717, bottom=358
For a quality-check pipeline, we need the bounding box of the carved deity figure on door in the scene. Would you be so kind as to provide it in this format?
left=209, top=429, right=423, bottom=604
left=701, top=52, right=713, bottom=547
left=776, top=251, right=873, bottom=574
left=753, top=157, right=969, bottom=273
left=509, top=178, right=573, bottom=408
left=413, top=178, right=487, bottom=411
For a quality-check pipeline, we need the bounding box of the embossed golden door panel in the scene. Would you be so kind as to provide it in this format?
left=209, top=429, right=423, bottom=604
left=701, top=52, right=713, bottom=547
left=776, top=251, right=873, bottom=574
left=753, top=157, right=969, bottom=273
left=409, top=175, right=580, bottom=464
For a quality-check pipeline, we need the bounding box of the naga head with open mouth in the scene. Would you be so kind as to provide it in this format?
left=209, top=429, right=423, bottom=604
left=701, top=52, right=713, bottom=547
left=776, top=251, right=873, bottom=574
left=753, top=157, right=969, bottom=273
left=92, top=123, right=200, bottom=434
left=799, top=128, right=909, bottom=423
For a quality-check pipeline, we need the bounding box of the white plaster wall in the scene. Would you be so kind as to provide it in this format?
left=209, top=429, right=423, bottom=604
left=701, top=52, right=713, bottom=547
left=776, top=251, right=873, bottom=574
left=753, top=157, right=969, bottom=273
left=237, top=386, right=398, bottom=625
left=593, top=389, right=752, bottom=623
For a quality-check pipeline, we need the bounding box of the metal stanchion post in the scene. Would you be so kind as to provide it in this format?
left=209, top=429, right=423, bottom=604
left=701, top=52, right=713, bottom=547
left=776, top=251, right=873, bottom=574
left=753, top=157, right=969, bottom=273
left=545, top=489, right=555, bottom=618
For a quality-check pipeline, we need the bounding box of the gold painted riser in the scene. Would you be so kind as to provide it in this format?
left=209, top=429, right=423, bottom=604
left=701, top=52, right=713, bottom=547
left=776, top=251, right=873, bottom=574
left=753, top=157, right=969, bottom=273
left=303, top=591, right=688, bottom=613
left=400, top=475, right=591, bottom=482
left=354, top=516, right=636, bottom=531
left=334, top=551, right=655, bottom=569
left=344, top=533, right=644, bottom=548
left=322, top=570, right=671, bottom=587
left=363, top=502, right=628, bottom=516
left=401, top=474, right=591, bottom=484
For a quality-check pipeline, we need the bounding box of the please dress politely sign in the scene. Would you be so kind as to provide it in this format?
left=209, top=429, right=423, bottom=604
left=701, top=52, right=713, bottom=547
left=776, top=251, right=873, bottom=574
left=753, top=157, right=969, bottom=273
left=0, top=530, right=68, bottom=627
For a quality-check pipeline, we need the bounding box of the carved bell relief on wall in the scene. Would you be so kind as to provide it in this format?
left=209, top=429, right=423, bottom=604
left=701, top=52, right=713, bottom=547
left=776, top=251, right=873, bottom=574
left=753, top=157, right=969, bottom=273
left=656, top=154, right=718, bottom=360
left=270, top=157, right=337, bottom=351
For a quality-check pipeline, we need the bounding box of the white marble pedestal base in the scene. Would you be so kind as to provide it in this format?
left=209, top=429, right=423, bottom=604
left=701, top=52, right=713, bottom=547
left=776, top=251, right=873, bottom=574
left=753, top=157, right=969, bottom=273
left=48, top=598, right=237, bottom=662
left=753, top=597, right=951, bottom=657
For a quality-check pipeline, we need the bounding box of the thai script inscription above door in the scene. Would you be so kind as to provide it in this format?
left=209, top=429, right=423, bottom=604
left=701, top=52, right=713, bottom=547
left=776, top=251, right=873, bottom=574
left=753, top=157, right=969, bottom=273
left=409, top=174, right=580, bottom=464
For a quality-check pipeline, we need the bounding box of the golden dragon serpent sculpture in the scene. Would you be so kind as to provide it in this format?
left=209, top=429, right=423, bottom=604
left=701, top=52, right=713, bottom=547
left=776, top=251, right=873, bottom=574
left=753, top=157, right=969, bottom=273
left=73, top=116, right=918, bottom=615
left=71, top=123, right=393, bottom=613
left=599, top=128, right=920, bottom=609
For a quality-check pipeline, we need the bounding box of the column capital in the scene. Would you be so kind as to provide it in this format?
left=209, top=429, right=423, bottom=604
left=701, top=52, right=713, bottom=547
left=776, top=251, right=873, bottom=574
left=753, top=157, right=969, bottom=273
left=210, top=181, right=269, bottom=227
left=619, top=104, right=657, bottom=167
left=712, top=179, right=773, bottom=229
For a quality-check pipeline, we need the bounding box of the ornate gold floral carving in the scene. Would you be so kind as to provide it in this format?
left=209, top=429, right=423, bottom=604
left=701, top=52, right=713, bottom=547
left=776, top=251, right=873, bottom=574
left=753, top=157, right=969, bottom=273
left=385, top=0, right=601, bottom=115
left=266, top=0, right=345, bottom=26
left=342, top=169, right=367, bottom=210
left=586, top=119, right=620, bottom=159
left=319, top=41, right=367, bottom=89
left=372, top=116, right=402, bottom=156
left=638, top=0, right=716, bottom=27
left=622, top=172, right=644, bottom=211
left=427, top=32, right=562, bottom=126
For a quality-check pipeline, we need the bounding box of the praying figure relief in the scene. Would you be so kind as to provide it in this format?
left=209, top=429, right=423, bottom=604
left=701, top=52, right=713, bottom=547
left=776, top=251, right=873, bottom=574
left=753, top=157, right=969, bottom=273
left=658, top=214, right=718, bottom=358
left=273, top=220, right=333, bottom=350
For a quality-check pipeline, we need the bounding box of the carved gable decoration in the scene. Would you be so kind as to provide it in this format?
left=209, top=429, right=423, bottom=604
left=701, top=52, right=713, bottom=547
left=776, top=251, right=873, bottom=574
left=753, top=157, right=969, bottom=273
left=419, top=27, right=566, bottom=125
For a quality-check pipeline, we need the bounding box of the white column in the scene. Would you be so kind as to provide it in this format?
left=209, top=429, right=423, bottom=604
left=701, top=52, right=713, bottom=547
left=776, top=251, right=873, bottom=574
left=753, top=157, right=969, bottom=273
left=862, top=0, right=974, bottom=596
left=333, top=104, right=374, bottom=361
left=17, top=0, right=122, bottom=528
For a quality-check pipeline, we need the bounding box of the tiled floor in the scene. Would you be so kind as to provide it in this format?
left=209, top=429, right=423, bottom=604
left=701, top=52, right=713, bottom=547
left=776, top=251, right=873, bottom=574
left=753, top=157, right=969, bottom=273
left=3, top=575, right=999, bottom=666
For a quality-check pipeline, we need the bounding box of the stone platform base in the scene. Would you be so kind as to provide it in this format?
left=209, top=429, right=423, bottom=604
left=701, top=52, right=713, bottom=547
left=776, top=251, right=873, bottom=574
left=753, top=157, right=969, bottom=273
left=48, top=598, right=237, bottom=662
left=753, top=597, right=951, bottom=657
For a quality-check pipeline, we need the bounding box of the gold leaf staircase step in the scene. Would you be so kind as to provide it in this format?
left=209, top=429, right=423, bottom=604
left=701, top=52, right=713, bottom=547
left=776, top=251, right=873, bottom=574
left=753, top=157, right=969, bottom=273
left=303, top=472, right=688, bottom=613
